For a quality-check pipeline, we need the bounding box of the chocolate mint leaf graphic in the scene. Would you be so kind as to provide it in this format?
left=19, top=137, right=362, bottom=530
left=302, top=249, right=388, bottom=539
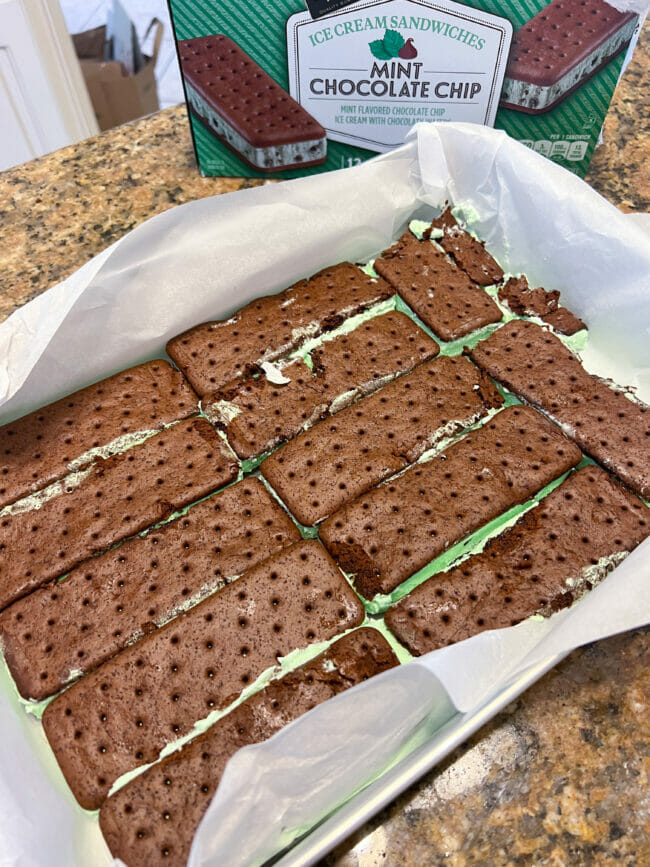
left=383, top=29, right=405, bottom=58
left=370, top=38, right=393, bottom=60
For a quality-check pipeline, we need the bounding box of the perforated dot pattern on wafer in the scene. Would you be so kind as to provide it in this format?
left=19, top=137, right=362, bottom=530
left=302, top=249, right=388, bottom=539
left=98, top=628, right=398, bottom=867
left=42, top=540, right=364, bottom=810
left=374, top=232, right=502, bottom=341
left=261, top=355, right=502, bottom=526
left=0, top=419, right=238, bottom=611
left=319, top=405, right=582, bottom=597
left=0, top=361, right=197, bottom=510
left=214, top=311, right=439, bottom=459
left=469, top=321, right=650, bottom=500
left=385, top=466, right=649, bottom=654
left=166, top=263, right=392, bottom=397
left=0, top=478, right=300, bottom=700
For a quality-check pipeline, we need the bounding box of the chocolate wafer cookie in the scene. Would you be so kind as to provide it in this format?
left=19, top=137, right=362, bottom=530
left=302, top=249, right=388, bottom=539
left=386, top=467, right=649, bottom=654
left=178, top=34, right=327, bottom=173
left=427, top=210, right=504, bottom=285
left=320, top=406, right=582, bottom=598
left=0, top=360, right=197, bottom=510
left=99, top=628, right=398, bottom=867
left=207, top=311, right=438, bottom=459
left=42, top=540, right=364, bottom=809
left=498, top=276, right=585, bottom=336
left=542, top=308, right=587, bottom=336
left=261, top=356, right=503, bottom=526
left=500, top=0, right=637, bottom=114
left=469, top=321, right=650, bottom=499
left=166, top=264, right=392, bottom=397
left=374, top=230, right=502, bottom=341
left=0, top=419, right=238, bottom=612
left=0, top=478, right=300, bottom=701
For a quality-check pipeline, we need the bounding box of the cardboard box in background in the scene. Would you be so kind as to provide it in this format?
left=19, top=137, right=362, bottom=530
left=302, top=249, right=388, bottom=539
left=73, top=19, right=163, bottom=131
left=167, top=0, right=643, bottom=179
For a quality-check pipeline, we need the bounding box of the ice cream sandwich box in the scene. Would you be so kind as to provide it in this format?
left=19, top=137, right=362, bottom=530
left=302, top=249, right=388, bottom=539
left=167, top=0, right=644, bottom=178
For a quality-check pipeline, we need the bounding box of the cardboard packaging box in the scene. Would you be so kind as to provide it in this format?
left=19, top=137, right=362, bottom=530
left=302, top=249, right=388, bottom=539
left=167, top=0, right=643, bottom=179
left=73, top=19, right=163, bottom=131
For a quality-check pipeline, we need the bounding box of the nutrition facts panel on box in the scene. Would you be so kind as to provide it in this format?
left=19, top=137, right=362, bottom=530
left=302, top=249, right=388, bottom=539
left=520, top=139, right=589, bottom=161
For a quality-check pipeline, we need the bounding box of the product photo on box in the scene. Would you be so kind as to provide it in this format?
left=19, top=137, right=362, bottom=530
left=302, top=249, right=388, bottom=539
left=167, top=0, right=644, bottom=178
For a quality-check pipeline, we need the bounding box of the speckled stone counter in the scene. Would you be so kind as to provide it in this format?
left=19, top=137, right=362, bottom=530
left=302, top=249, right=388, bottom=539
left=0, top=26, right=648, bottom=867
left=326, top=629, right=650, bottom=866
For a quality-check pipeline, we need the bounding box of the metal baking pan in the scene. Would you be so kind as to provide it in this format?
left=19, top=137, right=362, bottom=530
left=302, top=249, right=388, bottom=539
left=276, top=650, right=568, bottom=866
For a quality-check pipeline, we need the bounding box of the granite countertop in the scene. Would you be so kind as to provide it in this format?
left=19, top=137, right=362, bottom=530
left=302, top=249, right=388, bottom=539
left=1, top=25, right=648, bottom=867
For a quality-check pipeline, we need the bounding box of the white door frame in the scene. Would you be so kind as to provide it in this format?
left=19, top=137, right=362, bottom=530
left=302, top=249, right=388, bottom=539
left=0, top=0, right=99, bottom=171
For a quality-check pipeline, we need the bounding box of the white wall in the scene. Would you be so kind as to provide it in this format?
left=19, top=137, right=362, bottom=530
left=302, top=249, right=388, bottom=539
left=0, top=0, right=98, bottom=171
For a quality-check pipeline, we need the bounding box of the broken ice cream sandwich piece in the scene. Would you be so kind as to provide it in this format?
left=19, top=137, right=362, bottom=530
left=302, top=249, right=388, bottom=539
left=498, top=275, right=586, bottom=335
left=427, top=209, right=504, bottom=286
left=178, top=34, right=327, bottom=172
left=374, top=230, right=502, bottom=341
left=500, top=0, right=637, bottom=114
